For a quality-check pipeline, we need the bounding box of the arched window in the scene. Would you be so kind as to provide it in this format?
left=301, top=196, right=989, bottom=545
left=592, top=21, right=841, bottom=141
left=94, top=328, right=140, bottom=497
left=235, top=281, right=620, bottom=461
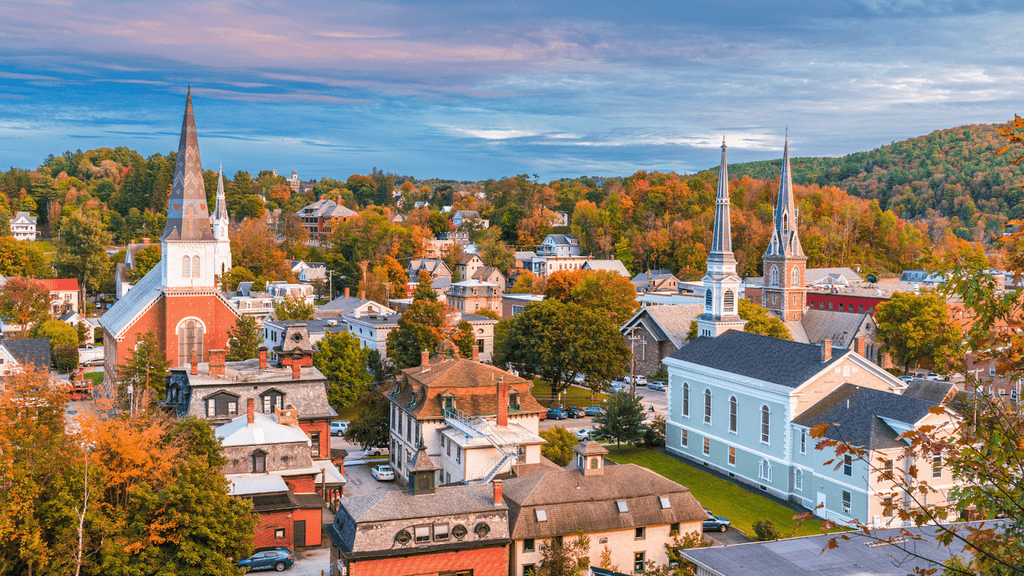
left=192, top=255, right=200, bottom=278
left=791, top=266, right=799, bottom=287
left=182, top=255, right=191, bottom=278
left=705, top=289, right=712, bottom=310
left=794, top=468, right=803, bottom=491
left=682, top=383, right=689, bottom=417
left=761, top=406, right=771, bottom=444
left=769, top=265, right=779, bottom=286
left=703, top=389, right=712, bottom=424
left=724, top=290, right=734, bottom=313
left=782, top=213, right=788, bottom=231
left=729, top=396, right=737, bottom=433
left=177, top=318, right=205, bottom=366
left=759, top=459, right=772, bottom=482
left=252, top=449, right=267, bottom=473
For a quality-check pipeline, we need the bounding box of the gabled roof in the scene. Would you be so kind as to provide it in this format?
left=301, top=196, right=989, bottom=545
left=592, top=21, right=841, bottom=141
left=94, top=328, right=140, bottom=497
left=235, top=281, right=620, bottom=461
left=902, top=379, right=956, bottom=405
left=805, top=267, right=863, bottom=285
left=458, top=253, right=483, bottom=265
left=99, top=265, right=165, bottom=339
left=11, top=211, right=37, bottom=224
left=1, top=338, right=51, bottom=369
left=36, top=278, right=79, bottom=292
left=793, top=383, right=942, bottom=449
left=801, top=309, right=872, bottom=349
left=582, top=259, right=630, bottom=277
left=667, top=330, right=840, bottom=388
left=216, top=412, right=311, bottom=447
left=621, top=304, right=704, bottom=348
left=630, top=269, right=677, bottom=283
left=504, top=463, right=706, bottom=539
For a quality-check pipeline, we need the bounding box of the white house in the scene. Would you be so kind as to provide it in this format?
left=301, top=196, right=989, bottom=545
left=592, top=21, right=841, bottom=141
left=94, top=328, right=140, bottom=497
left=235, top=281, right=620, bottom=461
left=9, top=211, right=37, bottom=241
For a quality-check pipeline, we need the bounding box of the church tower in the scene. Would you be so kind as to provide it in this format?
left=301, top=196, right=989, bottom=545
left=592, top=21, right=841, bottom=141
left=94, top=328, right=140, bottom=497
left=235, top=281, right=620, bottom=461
left=211, top=164, right=232, bottom=282
left=161, top=87, right=219, bottom=289
left=695, top=138, right=746, bottom=338
left=762, top=136, right=808, bottom=322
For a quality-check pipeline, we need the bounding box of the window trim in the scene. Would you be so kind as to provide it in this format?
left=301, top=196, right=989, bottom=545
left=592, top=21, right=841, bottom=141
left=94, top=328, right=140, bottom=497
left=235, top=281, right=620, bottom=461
left=703, top=389, right=712, bottom=425
left=728, top=396, right=738, bottom=433
left=760, top=405, right=771, bottom=445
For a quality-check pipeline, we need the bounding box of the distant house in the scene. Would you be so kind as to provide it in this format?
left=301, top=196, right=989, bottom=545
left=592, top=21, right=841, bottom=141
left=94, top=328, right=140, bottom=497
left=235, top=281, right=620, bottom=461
left=501, top=294, right=544, bottom=318
left=447, top=280, right=502, bottom=317
left=456, top=253, right=486, bottom=281
left=0, top=338, right=51, bottom=374
left=265, top=281, right=315, bottom=307
left=408, top=259, right=453, bottom=283
left=314, top=290, right=395, bottom=320
left=471, top=266, right=506, bottom=287
left=619, top=304, right=704, bottom=376
left=299, top=199, right=357, bottom=243
left=36, top=278, right=81, bottom=316
left=345, top=310, right=401, bottom=358
left=805, top=267, right=863, bottom=288
left=452, top=210, right=489, bottom=230
left=536, top=234, right=580, bottom=258
left=631, top=269, right=680, bottom=293
left=9, top=211, right=37, bottom=241
left=581, top=259, right=631, bottom=278
left=261, top=319, right=347, bottom=361
left=289, top=260, right=327, bottom=284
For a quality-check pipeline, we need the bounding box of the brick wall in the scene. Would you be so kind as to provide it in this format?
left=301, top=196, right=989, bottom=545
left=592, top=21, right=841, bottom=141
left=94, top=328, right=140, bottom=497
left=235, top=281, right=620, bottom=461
left=350, top=544, right=509, bottom=576
left=253, top=510, right=293, bottom=549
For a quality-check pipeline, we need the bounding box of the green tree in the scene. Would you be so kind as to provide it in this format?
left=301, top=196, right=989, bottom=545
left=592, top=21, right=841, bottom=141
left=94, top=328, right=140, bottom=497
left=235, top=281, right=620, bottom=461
left=686, top=299, right=792, bottom=341
left=117, top=330, right=171, bottom=413
left=314, top=331, right=372, bottom=412
left=411, top=270, right=438, bottom=301
left=273, top=295, right=314, bottom=321
left=475, top=227, right=516, bottom=276
left=593, top=390, right=646, bottom=447
left=343, top=388, right=391, bottom=451
left=493, top=299, right=629, bottom=396
left=537, top=528, right=591, bottom=576
left=52, top=211, right=112, bottom=304
left=30, top=319, right=79, bottom=373
left=875, top=290, right=961, bottom=373
left=226, top=316, right=261, bottom=361
left=386, top=295, right=474, bottom=369
left=539, top=426, right=578, bottom=466
left=0, top=276, right=50, bottom=338
left=126, top=245, right=161, bottom=283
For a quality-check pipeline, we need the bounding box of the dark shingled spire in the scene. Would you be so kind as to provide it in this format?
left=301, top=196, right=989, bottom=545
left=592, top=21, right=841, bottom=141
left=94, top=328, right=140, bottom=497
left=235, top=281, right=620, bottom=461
left=162, top=89, right=214, bottom=241
left=765, top=135, right=804, bottom=258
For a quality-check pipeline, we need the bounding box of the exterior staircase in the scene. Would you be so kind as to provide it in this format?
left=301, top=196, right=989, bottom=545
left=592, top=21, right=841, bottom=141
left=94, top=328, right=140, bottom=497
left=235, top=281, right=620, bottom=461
left=443, top=408, right=519, bottom=484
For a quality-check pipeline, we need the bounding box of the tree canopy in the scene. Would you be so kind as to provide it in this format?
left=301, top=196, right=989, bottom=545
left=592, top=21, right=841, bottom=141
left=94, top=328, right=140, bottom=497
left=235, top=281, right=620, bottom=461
left=593, top=390, right=647, bottom=447
left=875, top=290, right=962, bottom=373
left=314, top=330, right=372, bottom=411
left=226, top=316, right=261, bottom=361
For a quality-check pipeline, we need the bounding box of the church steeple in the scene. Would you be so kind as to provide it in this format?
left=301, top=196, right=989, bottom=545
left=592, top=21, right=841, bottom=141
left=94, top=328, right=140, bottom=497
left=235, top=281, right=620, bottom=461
left=762, top=135, right=808, bottom=322
left=211, top=164, right=233, bottom=279
left=162, top=87, right=214, bottom=242
left=695, top=138, right=746, bottom=338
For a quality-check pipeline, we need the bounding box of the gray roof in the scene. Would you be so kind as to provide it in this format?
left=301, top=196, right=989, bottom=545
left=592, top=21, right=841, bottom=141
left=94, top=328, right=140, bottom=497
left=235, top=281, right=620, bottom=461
left=622, top=305, right=704, bottom=348
left=668, top=330, right=840, bottom=388
left=582, top=259, right=631, bottom=277
left=265, top=318, right=347, bottom=336
left=683, top=522, right=989, bottom=576
left=504, top=463, right=706, bottom=540
left=901, top=379, right=955, bottom=405
left=801, top=309, right=872, bottom=349
left=792, top=384, right=938, bottom=450
left=543, top=234, right=577, bottom=246
left=99, top=265, right=164, bottom=338
left=630, top=269, right=677, bottom=283
left=2, top=338, right=51, bottom=369
left=339, top=483, right=504, bottom=523
left=805, top=267, right=863, bottom=285
left=317, top=296, right=371, bottom=313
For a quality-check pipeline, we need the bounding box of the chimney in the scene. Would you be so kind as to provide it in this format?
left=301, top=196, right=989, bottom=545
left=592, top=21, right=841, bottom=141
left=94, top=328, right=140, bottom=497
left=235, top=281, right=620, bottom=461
left=190, top=350, right=198, bottom=375
left=142, top=237, right=150, bottom=244
left=420, top=350, right=430, bottom=373
left=821, top=339, right=832, bottom=362
left=496, top=377, right=509, bottom=427
left=209, top=349, right=226, bottom=376
left=247, top=398, right=254, bottom=424
left=360, top=290, right=366, bottom=300
left=472, top=345, right=479, bottom=362
left=292, top=360, right=301, bottom=380
left=345, top=287, right=350, bottom=298
left=492, top=479, right=503, bottom=506
left=258, top=347, right=267, bottom=370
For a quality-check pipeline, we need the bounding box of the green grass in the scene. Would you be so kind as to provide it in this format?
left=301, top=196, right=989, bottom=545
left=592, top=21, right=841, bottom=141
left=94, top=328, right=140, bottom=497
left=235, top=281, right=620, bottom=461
left=605, top=446, right=829, bottom=539
left=84, top=372, right=104, bottom=387
left=530, top=378, right=607, bottom=408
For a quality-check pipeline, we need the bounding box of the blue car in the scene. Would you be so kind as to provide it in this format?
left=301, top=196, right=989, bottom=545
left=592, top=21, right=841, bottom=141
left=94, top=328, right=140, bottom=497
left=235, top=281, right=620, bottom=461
left=237, top=547, right=294, bottom=572
left=702, top=509, right=731, bottom=533
left=546, top=407, right=568, bottom=420
left=584, top=406, right=605, bottom=417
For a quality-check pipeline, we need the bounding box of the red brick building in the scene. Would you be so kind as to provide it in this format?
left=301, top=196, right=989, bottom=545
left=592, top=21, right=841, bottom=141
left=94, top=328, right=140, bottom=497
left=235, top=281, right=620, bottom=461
left=100, top=90, right=238, bottom=382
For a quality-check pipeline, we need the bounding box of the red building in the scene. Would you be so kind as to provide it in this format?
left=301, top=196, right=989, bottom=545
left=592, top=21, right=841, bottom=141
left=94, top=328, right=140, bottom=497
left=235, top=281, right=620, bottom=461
left=100, top=90, right=238, bottom=382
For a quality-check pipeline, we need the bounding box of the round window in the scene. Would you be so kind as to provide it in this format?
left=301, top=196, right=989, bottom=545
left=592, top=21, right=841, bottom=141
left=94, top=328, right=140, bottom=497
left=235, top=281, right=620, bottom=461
left=475, top=522, right=490, bottom=538
left=452, top=524, right=468, bottom=540
left=395, top=530, right=412, bottom=544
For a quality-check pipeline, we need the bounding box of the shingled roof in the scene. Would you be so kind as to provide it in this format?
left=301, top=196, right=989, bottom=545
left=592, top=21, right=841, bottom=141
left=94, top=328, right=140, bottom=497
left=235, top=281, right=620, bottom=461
left=667, top=330, right=841, bottom=388
left=621, top=304, right=704, bottom=349
left=389, top=357, right=544, bottom=420
left=1, top=338, right=51, bottom=370
left=792, top=383, right=941, bottom=450
left=504, top=463, right=706, bottom=540
left=801, top=309, right=872, bottom=349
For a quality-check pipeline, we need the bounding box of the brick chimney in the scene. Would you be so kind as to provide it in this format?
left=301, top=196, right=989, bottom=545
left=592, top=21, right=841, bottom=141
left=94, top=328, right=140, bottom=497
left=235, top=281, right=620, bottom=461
left=258, top=347, right=267, bottom=370
left=472, top=345, right=479, bottom=362
left=190, top=350, right=198, bottom=375
left=247, top=398, right=255, bottom=424
left=420, top=350, right=430, bottom=373
left=492, top=479, right=503, bottom=506
left=142, top=237, right=150, bottom=244
left=360, top=290, right=366, bottom=300
left=496, top=377, right=509, bottom=427
left=292, top=360, right=301, bottom=380
left=345, top=287, right=350, bottom=298
left=821, top=339, right=832, bottom=362
left=209, top=349, right=226, bottom=376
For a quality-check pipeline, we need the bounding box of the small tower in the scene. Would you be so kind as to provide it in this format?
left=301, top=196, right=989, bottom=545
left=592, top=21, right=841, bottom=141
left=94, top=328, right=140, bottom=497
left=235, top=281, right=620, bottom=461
left=762, top=136, right=808, bottom=322
left=211, top=164, right=232, bottom=281
left=573, top=441, right=608, bottom=476
left=408, top=444, right=440, bottom=495
left=695, top=138, right=747, bottom=338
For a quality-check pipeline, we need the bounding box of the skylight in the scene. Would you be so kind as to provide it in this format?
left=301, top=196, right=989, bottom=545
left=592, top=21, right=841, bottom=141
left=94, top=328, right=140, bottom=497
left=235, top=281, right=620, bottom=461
left=617, top=500, right=629, bottom=513
left=536, top=509, right=547, bottom=522
left=660, top=496, right=671, bottom=509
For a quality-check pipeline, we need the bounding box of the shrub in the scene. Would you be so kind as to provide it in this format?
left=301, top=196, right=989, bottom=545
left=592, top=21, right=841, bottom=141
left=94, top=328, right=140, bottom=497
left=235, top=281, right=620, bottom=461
left=753, top=518, right=781, bottom=541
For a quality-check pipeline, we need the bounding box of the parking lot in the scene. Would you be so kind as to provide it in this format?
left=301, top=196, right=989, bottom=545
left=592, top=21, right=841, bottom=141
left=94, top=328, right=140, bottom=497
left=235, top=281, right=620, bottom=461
left=539, top=385, right=667, bottom=434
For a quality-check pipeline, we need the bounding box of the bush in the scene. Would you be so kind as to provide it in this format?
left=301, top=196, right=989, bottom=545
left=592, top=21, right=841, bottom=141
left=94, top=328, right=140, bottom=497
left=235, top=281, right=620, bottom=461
left=753, top=518, right=781, bottom=541
left=539, top=426, right=578, bottom=466
left=641, top=414, right=666, bottom=447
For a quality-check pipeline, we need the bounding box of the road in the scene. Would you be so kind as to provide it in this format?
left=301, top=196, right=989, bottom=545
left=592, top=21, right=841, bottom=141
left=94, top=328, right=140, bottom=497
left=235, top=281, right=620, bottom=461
left=539, top=385, right=667, bottom=433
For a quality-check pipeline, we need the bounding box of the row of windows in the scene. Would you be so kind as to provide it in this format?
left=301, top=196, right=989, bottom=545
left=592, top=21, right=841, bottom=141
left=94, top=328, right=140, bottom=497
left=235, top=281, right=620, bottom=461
left=681, top=384, right=772, bottom=444
left=683, top=430, right=775, bottom=484
left=181, top=255, right=202, bottom=278
left=767, top=264, right=801, bottom=287
left=206, top=391, right=285, bottom=417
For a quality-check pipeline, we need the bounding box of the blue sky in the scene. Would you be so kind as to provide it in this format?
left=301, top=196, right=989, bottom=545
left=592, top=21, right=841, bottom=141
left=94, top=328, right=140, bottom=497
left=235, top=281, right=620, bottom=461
left=1, top=0, right=1022, bottom=181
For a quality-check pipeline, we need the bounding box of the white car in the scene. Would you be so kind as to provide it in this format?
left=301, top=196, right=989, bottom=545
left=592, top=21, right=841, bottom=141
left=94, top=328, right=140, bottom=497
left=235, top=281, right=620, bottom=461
left=330, top=421, right=349, bottom=436
left=574, top=427, right=595, bottom=440
left=365, top=446, right=390, bottom=457
left=370, top=464, right=395, bottom=481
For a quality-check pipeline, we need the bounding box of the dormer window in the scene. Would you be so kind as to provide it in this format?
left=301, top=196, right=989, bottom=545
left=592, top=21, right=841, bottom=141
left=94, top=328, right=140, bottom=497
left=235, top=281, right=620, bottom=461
left=509, top=391, right=520, bottom=411
left=252, top=449, right=267, bottom=473
left=535, top=509, right=547, bottom=522
left=442, top=395, right=455, bottom=413
left=659, top=496, right=671, bottom=509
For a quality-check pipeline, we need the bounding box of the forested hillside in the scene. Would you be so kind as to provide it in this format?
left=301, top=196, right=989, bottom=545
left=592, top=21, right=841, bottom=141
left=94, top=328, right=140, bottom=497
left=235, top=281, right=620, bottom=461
left=725, top=123, right=1024, bottom=234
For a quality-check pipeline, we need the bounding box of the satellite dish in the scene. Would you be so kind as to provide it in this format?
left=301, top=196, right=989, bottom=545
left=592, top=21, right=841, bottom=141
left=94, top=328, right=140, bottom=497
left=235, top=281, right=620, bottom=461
left=866, top=274, right=878, bottom=283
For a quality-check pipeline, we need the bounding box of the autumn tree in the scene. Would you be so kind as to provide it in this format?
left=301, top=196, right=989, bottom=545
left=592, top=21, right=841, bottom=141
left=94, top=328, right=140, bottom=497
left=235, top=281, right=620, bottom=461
left=543, top=269, right=638, bottom=324
left=273, top=295, right=314, bottom=321
left=510, top=270, right=545, bottom=294
left=314, top=330, right=372, bottom=411
left=539, top=426, right=579, bottom=466
left=0, top=276, right=50, bottom=338
left=386, top=293, right=474, bottom=368
left=30, top=319, right=79, bottom=372
left=226, top=316, right=261, bottom=361
left=536, top=528, right=591, bottom=576
left=53, top=211, right=112, bottom=304
left=875, top=290, right=961, bottom=373
left=686, top=299, right=792, bottom=341
left=230, top=218, right=292, bottom=280
left=126, top=244, right=161, bottom=283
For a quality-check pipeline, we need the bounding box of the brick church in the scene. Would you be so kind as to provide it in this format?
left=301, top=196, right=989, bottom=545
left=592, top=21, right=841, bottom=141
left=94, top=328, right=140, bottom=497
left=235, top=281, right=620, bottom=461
left=101, top=89, right=237, bottom=382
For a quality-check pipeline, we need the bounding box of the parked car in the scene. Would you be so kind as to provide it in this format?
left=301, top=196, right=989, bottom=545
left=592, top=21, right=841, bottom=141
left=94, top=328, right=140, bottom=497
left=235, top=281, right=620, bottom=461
left=370, top=464, right=395, bottom=481
left=546, top=407, right=568, bottom=420
left=898, top=375, right=914, bottom=383
left=236, top=547, right=294, bottom=572
left=365, top=445, right=389, bottom=457
left=574, top=427, right=596, bottom=440
left=702, top=509, right=731, bottom=533
left=648, top=381, right=666, bottom=391
left=330, top=421, right=349, bottom=436
left=584, top=406, right=605, bottom=417
left=606, top=382, right=624, bottom=393
left=566, top=406, right=585, bottom=418
left=624, top=375, right=648, bottom=386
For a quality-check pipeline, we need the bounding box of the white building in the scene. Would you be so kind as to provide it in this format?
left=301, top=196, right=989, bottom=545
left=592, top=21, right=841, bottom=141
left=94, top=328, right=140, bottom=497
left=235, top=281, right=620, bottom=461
left=9, top=211, right=37, bottom=241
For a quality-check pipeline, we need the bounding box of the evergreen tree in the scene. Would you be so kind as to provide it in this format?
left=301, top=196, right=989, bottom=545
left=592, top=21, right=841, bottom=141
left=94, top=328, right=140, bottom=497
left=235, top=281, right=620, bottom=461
left=53, top=211, right=112, bottom=305
left=593, top=390, right=646, bottom=447
left=226, top=316, right=261, bottom=361
left=117, top=330, right=171, bottom=413
left=313, top=330, right=372, bottom=411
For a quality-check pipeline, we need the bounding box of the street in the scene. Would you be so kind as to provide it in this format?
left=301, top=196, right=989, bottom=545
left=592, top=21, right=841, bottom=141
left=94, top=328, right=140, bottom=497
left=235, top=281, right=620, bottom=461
left=538, top=385, right=667, bottom=432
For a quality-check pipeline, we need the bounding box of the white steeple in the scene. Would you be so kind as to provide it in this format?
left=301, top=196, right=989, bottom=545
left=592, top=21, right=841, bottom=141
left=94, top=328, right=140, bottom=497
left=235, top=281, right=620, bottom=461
left=211, top=164, right=232, bottom=281
left=695, top=138, right=746, bottom=338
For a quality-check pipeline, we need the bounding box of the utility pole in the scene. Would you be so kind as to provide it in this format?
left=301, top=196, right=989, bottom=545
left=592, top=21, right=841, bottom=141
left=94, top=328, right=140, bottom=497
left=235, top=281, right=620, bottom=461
left=624, top=326, right=640, bottom=395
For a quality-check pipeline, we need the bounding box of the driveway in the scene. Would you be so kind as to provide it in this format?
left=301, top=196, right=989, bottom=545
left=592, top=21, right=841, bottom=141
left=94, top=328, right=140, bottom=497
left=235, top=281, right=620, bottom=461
left=341, top=460, right=404, bottom=498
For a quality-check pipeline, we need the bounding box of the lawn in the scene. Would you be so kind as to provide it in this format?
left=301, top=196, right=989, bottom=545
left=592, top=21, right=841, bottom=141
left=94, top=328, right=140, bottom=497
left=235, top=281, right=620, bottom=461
left=84, top=372, right=104, bottom=387
left=605, top=446, right=829, bottom=539
left=530, top=378, right=607, bottom=408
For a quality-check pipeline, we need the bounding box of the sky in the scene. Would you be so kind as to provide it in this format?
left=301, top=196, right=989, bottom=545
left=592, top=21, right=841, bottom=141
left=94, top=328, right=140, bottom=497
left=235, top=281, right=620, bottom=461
left=1, top=0, right=1022, bottom=182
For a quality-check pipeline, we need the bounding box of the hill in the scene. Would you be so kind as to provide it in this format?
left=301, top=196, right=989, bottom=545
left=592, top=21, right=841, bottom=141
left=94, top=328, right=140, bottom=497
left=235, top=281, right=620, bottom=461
left=724, top=123, right=1024, bottom=230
